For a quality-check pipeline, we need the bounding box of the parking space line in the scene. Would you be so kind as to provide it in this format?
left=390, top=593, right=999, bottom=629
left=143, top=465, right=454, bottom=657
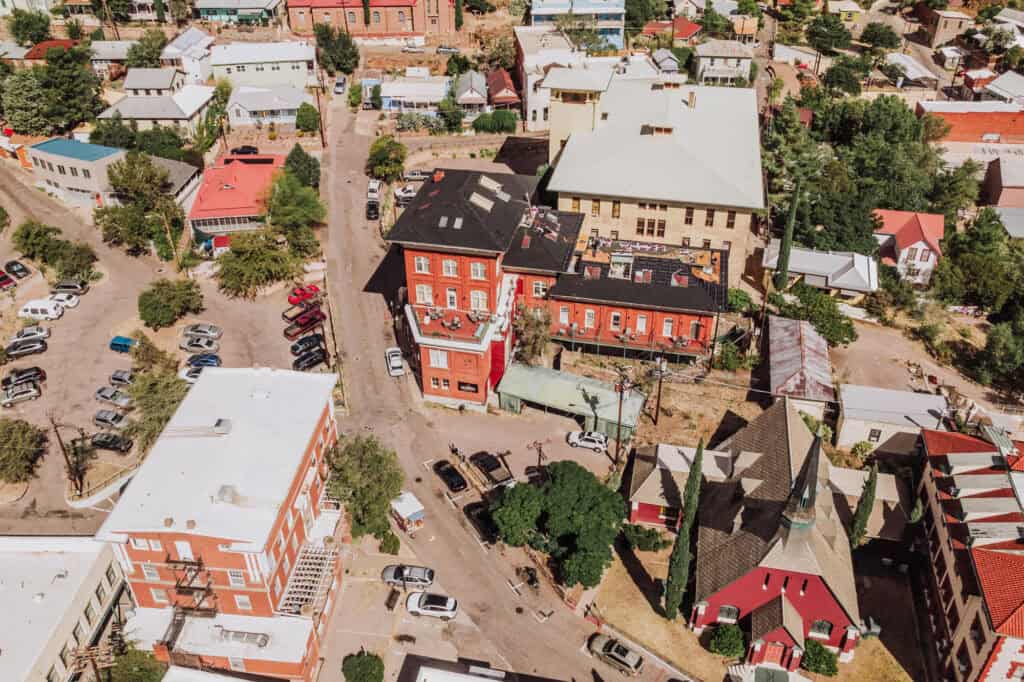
left=421, top=458, right=435, bottom=470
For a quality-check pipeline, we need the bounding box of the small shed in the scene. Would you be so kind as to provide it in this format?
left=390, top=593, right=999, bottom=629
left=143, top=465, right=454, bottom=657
left=390, top=491, right=425, bottom=533
left=496, top=364, right=645, bottom=442
left=652, top=48, right=680, bottom=73
left=768, top=315, right=835, bottom=419
left=885, top=52, right=939, bottom=89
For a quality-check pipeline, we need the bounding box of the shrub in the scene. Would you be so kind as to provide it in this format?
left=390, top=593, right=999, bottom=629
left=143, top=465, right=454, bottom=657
left=295, top=102, right=320, bottom=133
left=851, top=441, right=874, bottom=460
left=727, top=288, right=753, bottom=313
left=342, top=651, right=384, bottom=682
left=0, top=418, right=47, bottom=483
left=217, top=230, right=299, bottom=298
left=137, top=279, right=204, bottom=330
left=801, top=639, right=838, bottom=676
left=709, top=624, right=745, bottom=657
left=715, top=340, right=743, bottom=371
left=378, top=530, right=400, bottom=555
left=622, top=524, right=671, bottom=551
left=12, top=220, right=96, bottom=279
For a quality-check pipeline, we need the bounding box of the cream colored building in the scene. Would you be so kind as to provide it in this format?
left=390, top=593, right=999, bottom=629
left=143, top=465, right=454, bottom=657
left=545, top=70, right=765, bottom=284
left=0, top=537, right=126, bottom=682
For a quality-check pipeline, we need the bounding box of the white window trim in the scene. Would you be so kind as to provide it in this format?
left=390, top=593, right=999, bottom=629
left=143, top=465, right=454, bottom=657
left=151, top=587, right=169, bottom=604
left=414, top=256, right=430, bottom=274
left=470, top=262, right=486, bottom=280
left=415, top=284, right=433, bottom=305
left=584, top=309, right=596, bottom=329
left=142, top=564, right=160, bottom=581
left=131, top=537, right=148, bottom=550
left=228, top=569, right=246, bottom=587
left=235, top=594, right=253, bottom=611
left=637, top=315, right=648, bottom=333
left=429, top=349, right=449, bottom=369
left=442, top=259, right=458, bottom=277
left=470, top=290, right=487, bottom=312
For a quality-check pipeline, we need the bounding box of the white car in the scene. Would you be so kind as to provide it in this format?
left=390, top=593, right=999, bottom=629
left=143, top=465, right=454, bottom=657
left=385, top=347, right=405, bottom=377
left=567, top=431, right=609, bottom=453
left=182, top=323, right=223, bottom=340
left=406, top=592, right=458, bottom=620
left=367, top=179, right=382, bottom=202
left=394, top=184, right=418, bottom=203
left=333, top=75, right=347, bottom=94
left=178, top=366, right=203, bottom=384
left=48, top=293, right=79, bottom=309
left=9, top=325, right=50, bottom=344
left=95, top=386, right=133, bottom=408
left=180, top=336, right=219, bottom=353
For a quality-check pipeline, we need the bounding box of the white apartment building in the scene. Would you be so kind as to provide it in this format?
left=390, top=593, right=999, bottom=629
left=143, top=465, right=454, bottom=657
left=211, top=41, right=317, bottom=89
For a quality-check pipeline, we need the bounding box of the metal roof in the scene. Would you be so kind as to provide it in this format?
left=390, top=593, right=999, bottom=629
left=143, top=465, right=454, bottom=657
left=768, top=315, right=835, bottom=402
left=496, top=364, right=645, bottom=428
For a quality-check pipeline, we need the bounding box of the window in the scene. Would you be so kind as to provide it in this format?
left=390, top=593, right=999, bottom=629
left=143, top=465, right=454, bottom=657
left=722, top=240, right=731, bottom=251
left=663, top=318, right=674, bottom=337
left=656, top=220, right=666, bottom=237
left=429, top=349, right=449, bottom=369
left=612, top=201, right=621, bottom=218
left=543, top=107, right=549, bottom=121
left=636, top=218, right=645, bottom=235
left=726, top=211, right=736, bottom=229
left=571, top=197, right=581, bottom=212
left=347, top=10, right=355, bottom=21
left=431, top=377, right=440, bottom=389
left=398, top=10, right=405, bottom=20
left=646, top=219, right=656, bottom=236
left=718, top=605, right=740, bottom=623
left=458, top=381, right=478, bottom=393
left=131, top=537, right=148, bottom=550
left=703, top=239, right=712, bottom=249
left=151, top=588, right=169, bottom=604
left=470, top=290, right=487, bottom=311
left=414, top=256, right=430, bottom=273
left=684, top=207, right=694, bottom=225
left=106, top=563, right=117, bottom=587
left=440, top=258, right=458, bottom=277
left=470, top=262, right=486, bottom=280
left=95, top=583, right=107, bottom=604
left=659, top=204, right=668, bottom=211
left=681, top=237, right=690, bottom=247
left=229, top=657, right=246, bottom=672
left=920, top=249, right=931, bottom=262
left=532, top=110, right=537, bottom=122
left=868, top=428, right=882, bottom=443
left=46, top=161, right=54, bottom=172
left=590, top=200, right=601, bottom=217
left=84, top=603, right=96, bottom=625
left=445, top=287, right=457, bottom=309
left=414, top=284, right=432, bottom=305
left=611, top=230, right=619, bottom=240
left=639, top=202, right=647, bottom=210
left=149, top=539, right=162, bottom=552
left=907, top=247, right=918, bottom=261
left=83, top=169, right=91, bottom=179
left=584, top=309, right=596, bottom=328
left=70, top=167, right=78, bottom=177
left=442, top=378, right=450, bottom=390
left=228, top=569, right=246, bottom=587
left=705, top=209, right=715, bottom=227
left=810, top=620, right=834, bottom=638
left=610, top=312, right=622, bottom=330
left=60, top=644, right=71, bottom=669
left=73, top=624, right=84, bottom=645
left=142, top=564, right=160, bottom=581
left=532, top=281, right=548, bottom=298
left=559, top=306, right=569, bottom=325
left=235, top=594, right=253, bottom=611
left=372, top=10, right=380, bottom=21
left=636, top=315, right=647, bottom=333
left=57, top=165, right=66, bottom=175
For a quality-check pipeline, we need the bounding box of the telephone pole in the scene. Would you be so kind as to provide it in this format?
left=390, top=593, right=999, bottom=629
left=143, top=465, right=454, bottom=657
left=613, top=367, right=633, bottom=466
left=652, top=357, right=667, bottom=426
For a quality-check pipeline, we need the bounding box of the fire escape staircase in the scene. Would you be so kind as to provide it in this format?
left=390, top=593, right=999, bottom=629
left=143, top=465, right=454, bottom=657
left=166, top=554, right=217, bottom=616
left=278, top=543, right=339, bottom=617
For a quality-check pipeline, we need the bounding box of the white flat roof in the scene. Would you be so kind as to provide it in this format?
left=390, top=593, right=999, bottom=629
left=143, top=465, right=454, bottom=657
left=380, top=76, right=451, bottom=103
left=839, top=384, right=947, bottom=428
left=212, top=41, right=314, bottom=66
left=97, top=368, right=337, bottom=550
left=0, top=537, right=109, bottom=682
left=165, top=668, right=249, bottom=682
left=828, top=466, right=901, bottom=502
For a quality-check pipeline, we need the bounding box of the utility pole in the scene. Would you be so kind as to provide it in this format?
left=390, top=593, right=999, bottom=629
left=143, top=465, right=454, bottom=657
left=314, top=69, right=327, bottom=149
left=99, top=0, right=120, bottom=40
left=613, top=367, right=633, bottom=466
left=652, top=356, right=667, bottom=426
left=47, top=413, right=76, bottom=494
left=528, top=440, right=548, bottom=469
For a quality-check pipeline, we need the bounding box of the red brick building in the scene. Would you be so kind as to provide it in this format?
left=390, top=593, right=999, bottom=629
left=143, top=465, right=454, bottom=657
left=286, top=0, right=455, bottom=41
left=98, top=368, right=343, bottom=680
left=917, top=101, right=1024, bottom=143
left=386, top=168, right=726, bottom=409
left=691, top=399, right=861, bottom=672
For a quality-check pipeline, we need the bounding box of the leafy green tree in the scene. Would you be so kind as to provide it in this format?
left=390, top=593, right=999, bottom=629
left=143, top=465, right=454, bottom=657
left=314, top=24, right=360, bottom=74
left=126, top=29, right=168, bottom=68
left=778, top=0, right=814, bottom=28
left=479, top=34, right=516, bottom=70
left=727, top=288, right=752, bottom=313
left=699, top=1, right=730, bottom=35
left=342, top=651, right=384, bottom=682
left=709, top=623, right=745, bottom=657
left=848, top=463, right=876, bottom=548
left=11, top=220, right=94, bottom=278
left=108, top=151, right=171, bottom=209
left=0, top=418, right=47, bottom=483
left=90, top=112, right=139, bottom=150
left=455, top=0, right=463, bottom=29
left=511, top=303, right=551, bottom=364
left=89, top=27, right=105, bottom=40
left=126, top=360, right=189, bottom=454
left=285, top=144, right=321, bottom=188
left=12, top=220, right=61, bottom=260
left=493, top=483, right=544, bottom=545
left=91, top=0, right=133, bottom=22
left=664, top=440, right=702, bottom=619
left=136, top=125, right=189, bottom=161
left=0, top=207, right=9, bottom=233
left=466, top=0, right=496, bottom=11
left=822, top=57, right=863, bottom=96
left=930, top=159, right=981, bottom=227
left=2, top=69, right=50, bottom=134
left=109, top=646, right=167, bottom=682
left=438, top=96, right=464, bottom=133
left=131, top=332, right=178, bottom=374
left=446, top=54, right=472, bottom=76
left=65, top=18, right=84, bottom=40
left=348, top=80, right=363, bottom=108
left=624, top=0, right=665, bottom=38
left=975, top=316, right=1024, bottom=387
left=327, top=435, right=404, bottom=539
left=802, top=639, right=839, bottom=676
left=138, top=279, right=204, bottom=329
left=38, top=46, right=104, bottom=132
left=932, top=208, right=1015, bottom=311
left=95, top=204, right=152, bottom=254
left=761, top=98, right=822, bottom=217
left=217, top=229, right=300, bottom=297
left=774, top=179, right=800, bottom=290
left=362, top=0, right=370, bottom=23
left=295, top=102, right=320, bottom=133
left=556, top=13, right=608, bottom=52
left=268, top=171, right=326, bottom=233
left=370, top=84, right=382, bottom=110
left=7, top=9, right=51, bottom=46
left=807, top=13, right=852, bottom=54
left=860, top=22, right=900, bottom=50
left=776, top=283, right=857, bottom=346
left=366, top=135, right=406, bottom=182
left=622, top=524, right=671, bottom=551
left=168, top=0, right=191, bottom=22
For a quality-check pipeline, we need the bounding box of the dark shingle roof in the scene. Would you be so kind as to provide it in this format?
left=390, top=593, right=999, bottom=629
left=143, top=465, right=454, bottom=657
left=502, top=210, right=583, bottom=274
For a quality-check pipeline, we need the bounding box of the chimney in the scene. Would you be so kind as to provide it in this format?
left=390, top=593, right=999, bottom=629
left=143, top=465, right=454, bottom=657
left=163, top=517, right=174, bottom=527
left=433, top=169, right=445, bottom=183
left=687, top=91, right=696, bottom=109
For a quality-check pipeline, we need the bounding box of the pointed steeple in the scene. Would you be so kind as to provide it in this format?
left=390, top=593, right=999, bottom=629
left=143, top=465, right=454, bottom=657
left=782, top=433, right=822, bottom=530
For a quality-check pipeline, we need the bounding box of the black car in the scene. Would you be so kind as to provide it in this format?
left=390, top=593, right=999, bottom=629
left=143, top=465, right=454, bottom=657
left=433, top=459, right=468, bottom=493
left=5, top=338, right=47, bottom=358
left=463, top=501, right=499, bottom=543
left=290, top=333, right=325, bottom=356
left=470, top=451, right=515, bottom=487
left=4, top=260, right=29, bottom=279
left=366, top=200, right=380, bottom=220
left=293, top=348, right=327, bottom=371
left=1, top=366, right=46, bottom=390
left=230, top=145, right=259, bottom=155
left=91, top=432, right=133, bottom=453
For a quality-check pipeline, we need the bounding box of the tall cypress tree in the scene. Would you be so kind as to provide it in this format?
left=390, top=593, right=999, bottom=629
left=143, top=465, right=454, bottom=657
left=455, top=0, right=463, bottom=30
left=664, top=439, right=704, bottom=620
left=362, top=0, right=370, bottom=24
left=774, top=176, right=801, bottom=291
left=848, top=463, right=876, bottom=549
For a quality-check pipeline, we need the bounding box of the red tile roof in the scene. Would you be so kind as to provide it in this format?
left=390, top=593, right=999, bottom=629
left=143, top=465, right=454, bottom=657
left=873, top=209, right=944, bottom=258
left=972, top=548, right=1024, bottom=637
left=188, top=155, right=285, bottom=222
left=922, top=429, right=995, bottom=456
left=486, top=68, right=519, bottom=106
left=640, top=16, right=701, bottom=41
left=24, top=40, right=79, bottom=61
left=288, top=0, right=415, bottom=6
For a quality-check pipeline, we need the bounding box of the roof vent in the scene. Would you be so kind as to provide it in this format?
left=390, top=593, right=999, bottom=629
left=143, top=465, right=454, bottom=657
left=495, top=190, right=511, bottom=202
left=33, top=592, right=45, bottom=603
left=213, top=418, right=232, bottom=435
left=216, top=485, right=241, bottom=505
left=221, top=183, right=235, bottom=190
left=186, top=519, right=197, bottom=529
left=453, top=217, right=463, bottom=230
left=477, top=175, right=502, bottom=193
left=53, top=569, right=69, bottom=581
left=164, top=517, right=174, bottom=527
left=469, top=192, right=494, bottom=212
left=439, top=216, right=449, bottom=228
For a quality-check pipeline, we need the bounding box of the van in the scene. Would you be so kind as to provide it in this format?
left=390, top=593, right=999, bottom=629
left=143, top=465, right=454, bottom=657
left=52, top=279, right=89, bottom=296
left=109, top=336, right=137, bottom=354
left=19, top=299, right=64, bottom=321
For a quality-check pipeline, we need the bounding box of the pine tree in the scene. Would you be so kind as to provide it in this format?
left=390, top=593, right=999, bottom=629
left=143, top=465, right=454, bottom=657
left=285, top=144, right=321, bottom=189
left=664, top=439, right=703, bottom=620
left=773, top=177, right=800, bottom=291
left=848, top=463, right=876, bottom=548
left=455, top=0, right=463, bottom=30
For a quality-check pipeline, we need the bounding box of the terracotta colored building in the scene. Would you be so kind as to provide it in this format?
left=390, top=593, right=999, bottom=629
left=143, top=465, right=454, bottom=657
left=188, top=154, right=285, bottom=241
left=286, top=0, right=455, bottom=40
left=99, top=368, right=343, bottom=681
left=917, top=101, right=1024, bottom=143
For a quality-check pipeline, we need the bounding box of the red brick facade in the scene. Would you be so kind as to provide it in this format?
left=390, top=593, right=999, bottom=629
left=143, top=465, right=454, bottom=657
left=287, top=0, right=455, bottom=38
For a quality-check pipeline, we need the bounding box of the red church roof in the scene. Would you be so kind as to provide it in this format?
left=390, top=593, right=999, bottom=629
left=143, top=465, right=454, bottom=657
left=188, top=155, right=285, bottom=222
left=972, top=548, right=1024, bottom=637
left=873, top=209, right=944, bottom=258
left=24, top=40, right=79, bottom=60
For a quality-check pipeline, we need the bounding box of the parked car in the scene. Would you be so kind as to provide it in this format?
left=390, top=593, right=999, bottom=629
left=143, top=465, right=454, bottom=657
left=401, top=44, right=426, bottom=53
left=93, top=409, right=127, bottom=430
left=2, top=381, right=41, bottom=407
left=436, top=45, right=460, bottom=54
left=5, top=338, right=47, bottom=359
left=109, top=336, right=136, bottom=353
left=179, top=336, right=219, bottom=353
left=4, top=260, right=30, bottom=279
left=394, top=184, right=418, bottom=203
left=385, top=347, right=405, bottom=377
left=0, top=273, right=15, bottom=291
left=95, top=386, right=132, bottom=408
left=284, top=310, right=326, bottom=340
left=91, top=432, right=133, bottom=453
left=366, top=200, right=380, bottom=221
left=19, top=300, right=63, bottom=321
left=109, top=369, right=134, bottom=387
left=292, top=348, right=327, bottom=371
left=333, top=75, right=347, bottom=94
left=433, top=459, right=468, bottom=493
left=404, top=169, right=431, bottom=181
left=48, top=293, right=79, bottom=309
left=290, top=333, right=324, bottom=356
left=470, top=452, right=515, bottom=488
left=282, top=301, right=320, bottom=322
left=178, top=366, right=203, bottom=384
left=182, top=323, right=223, bottom=340
left=588, top=635, right=645, bottom=676
left=52, top=279, right=89, bottom=296
left=381, top=564, right=435, bottom=588
left=367, top=179, right=382, bottom=201
left=187, top=353, right=222, bottom=368
left=405, top=592, right=458, bottom=620
left=463, top=501, right=499, bottom=544
left=1, top=367, right=45, bottom=390
left=287, top=284, right=321, bottom=306
left=567, top=431, right=609, bottom=453
left=231, top=145, right=259, bottom=155
left=9, top=325, right=49, bottom=344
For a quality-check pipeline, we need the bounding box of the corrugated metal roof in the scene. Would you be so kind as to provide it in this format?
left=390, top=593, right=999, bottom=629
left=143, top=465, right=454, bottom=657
left=496, top=364, right=645, bottom=428
left=768, top=315, right=835, bottom=402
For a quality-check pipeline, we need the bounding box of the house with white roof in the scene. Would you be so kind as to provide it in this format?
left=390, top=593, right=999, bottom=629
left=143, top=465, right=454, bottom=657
left=528, top=0, right=625, bottom=49
left=227, top=85, right=314, bottom=127
left=546, top=72, right=763, bottom=285
left=380, top=72, right=452, bottom=114
left=762, top=238, right=879, bottom=300
left=195, top=0, right=283, bottom=23
left=96, top=367, right=343, bottom=681
left=884, top=52, right=938, bottom=89
left=694, top=39, right=753, bottom=85
left=90, top=40, right=137, bottom=79
left=98, top=84, right=215, bottom=136
left=836, top=384, right=947, bottom=456
left=211, top=41, right=317, bottom=89
left=161, top=27, right=215, bottom=84
left=627, top=443, right=733, bottom=528
left=0, top=536, right=125, bottom=682
left=984, top=70, right=1024, bottom=105
left=124, top=67, right=186, bottom=96
left=676, top=0, right=737, bottom=19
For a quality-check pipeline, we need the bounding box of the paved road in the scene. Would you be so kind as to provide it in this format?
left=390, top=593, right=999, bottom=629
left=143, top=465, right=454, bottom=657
left=319, top=100, right=684, bottom=680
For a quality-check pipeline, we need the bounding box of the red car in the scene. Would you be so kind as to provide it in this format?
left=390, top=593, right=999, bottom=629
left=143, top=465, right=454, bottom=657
left=288, top=284, right=321, bottom=306
left=0, top=273, right=15, bottom=291
left=284, top=310, right=327, bottom=340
